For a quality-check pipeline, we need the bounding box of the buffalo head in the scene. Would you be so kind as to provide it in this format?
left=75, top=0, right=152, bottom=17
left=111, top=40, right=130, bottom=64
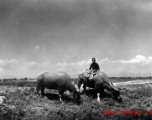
left=112, top=88, right=123, bottom=102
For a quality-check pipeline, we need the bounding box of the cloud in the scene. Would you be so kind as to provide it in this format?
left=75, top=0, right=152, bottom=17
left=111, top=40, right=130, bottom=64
left=136, top=2, right=152, bottom=12
left=0, top=68, right=3, bottom=72
left=113, top=55, right=152, bottom=64
left=0, top=59, right=19, bottom=78
left=0, top=59, right=18, bottom=64
left=0, top=55, right=152, bottom=78
left=0, top=59, right=18, bottom=68
left=24, top=61, right=38, bottom=66
left=35, top=45, right=40, bottom=50
left=66, top=55, right=152, bottom=77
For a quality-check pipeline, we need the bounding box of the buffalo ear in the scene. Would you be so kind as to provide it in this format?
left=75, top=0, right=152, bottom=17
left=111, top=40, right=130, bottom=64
left=75, top=85, right=80, bottom=92
left=71, top=81, right=80, bottom=92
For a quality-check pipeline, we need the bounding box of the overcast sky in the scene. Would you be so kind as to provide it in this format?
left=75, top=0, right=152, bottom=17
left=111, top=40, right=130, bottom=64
left=0, top=0, right=152, bottom=78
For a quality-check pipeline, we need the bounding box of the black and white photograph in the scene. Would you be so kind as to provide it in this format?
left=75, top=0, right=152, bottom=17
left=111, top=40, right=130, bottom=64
left=0, top=0, right=152, bottom=119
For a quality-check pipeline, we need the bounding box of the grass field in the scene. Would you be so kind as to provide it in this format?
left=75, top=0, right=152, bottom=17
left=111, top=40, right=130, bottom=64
left=0, top=78, right=152, bottom=120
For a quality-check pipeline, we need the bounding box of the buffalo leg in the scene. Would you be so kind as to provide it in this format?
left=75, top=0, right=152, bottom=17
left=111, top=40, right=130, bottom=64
left=78, top=81, right=82, bottom=92
left=58, top=94, right=63, bottom=102
left=100, top=88, right=105, bottom=98
left=97, top=93, right=100, bottom=102
left=95, top=85, right=101, bottom=102
left=36, top=84, right=41, bottom=96
left=41, top=86, right=45, bottom=97
left=83, top=82, right=86, bottom=94
left=58, top=89, right=64, bottom=102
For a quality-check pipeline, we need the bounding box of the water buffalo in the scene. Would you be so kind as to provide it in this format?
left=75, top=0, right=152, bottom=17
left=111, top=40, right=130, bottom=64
left=37, top=72, right=81, bottom=104
left=78, top=71, right=123, bottom=102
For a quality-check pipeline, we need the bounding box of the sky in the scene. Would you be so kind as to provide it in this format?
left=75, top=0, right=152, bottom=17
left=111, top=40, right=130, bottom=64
left=0, top=0, right=152, bottom=78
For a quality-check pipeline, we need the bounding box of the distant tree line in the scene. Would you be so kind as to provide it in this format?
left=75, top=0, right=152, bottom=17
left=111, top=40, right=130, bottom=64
left=0, top=77, right=35, bottom=82
left=0, top=76, right=152, bottom=82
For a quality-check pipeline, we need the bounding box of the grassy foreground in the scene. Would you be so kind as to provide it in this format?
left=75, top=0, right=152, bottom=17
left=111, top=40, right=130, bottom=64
left=0, top=81, right=152, bottom=120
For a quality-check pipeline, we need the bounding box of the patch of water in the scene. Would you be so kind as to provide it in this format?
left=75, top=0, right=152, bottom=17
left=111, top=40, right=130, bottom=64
left=114, top=80, right=152, bottom=86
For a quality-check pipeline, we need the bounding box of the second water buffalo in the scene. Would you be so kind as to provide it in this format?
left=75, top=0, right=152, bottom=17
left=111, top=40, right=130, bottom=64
left=78, top=71, right=123, bottom=102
